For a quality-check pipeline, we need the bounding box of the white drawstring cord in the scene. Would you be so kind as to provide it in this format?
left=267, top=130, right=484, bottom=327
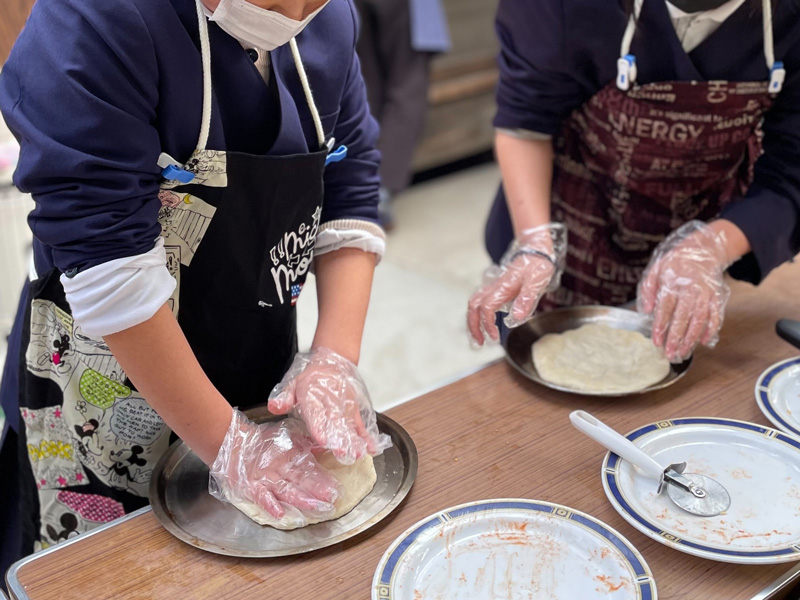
left=763, top=0, right=775, bottom=68
left=289, top=38, right=327, bottom=149
left=620, top=0, right=643, bottom=57
left=617, top=0, right=782, bottom=93
left=194, top=0, right=213, bottom=152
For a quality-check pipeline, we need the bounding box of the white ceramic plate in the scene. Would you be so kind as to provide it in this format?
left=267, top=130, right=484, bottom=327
left=603, top=417, right=800, bottom=564
left=755, top=357, right=800, bottom=438
left=372, top=499, right=656, bottom=600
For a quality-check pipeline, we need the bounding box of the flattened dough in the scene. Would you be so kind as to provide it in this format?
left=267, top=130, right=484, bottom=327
left=233, top=453, right=377, bottom=530
left=532, top=323, right=670, bottom=394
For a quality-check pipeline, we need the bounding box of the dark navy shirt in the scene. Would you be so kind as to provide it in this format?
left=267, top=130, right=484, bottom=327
left=0, top=0, right=380, bottom=277
left=492, top=0, right=800, bottom=283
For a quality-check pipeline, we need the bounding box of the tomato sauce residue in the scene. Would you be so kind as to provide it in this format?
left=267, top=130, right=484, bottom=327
left=710, top=528, right=792, bottom=544
left=485, top=531, right=531, bottom=546
left=594, top=575, right=629, bottom=592
left=730, top=468, right=752, bottom=480
left=413, top=590, right=423, bottom=600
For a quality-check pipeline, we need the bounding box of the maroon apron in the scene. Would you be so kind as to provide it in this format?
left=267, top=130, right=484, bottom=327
left=543, top=4, right=784, bottom=309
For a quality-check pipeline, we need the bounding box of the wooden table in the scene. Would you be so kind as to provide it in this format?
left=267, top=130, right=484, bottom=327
left=8, top=263, right=800, bottom=600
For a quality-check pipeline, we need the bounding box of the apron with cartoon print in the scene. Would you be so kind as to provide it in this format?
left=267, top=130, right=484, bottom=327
left=16, top=1, right=344, bottom=552
left=542, top=0, right=785, bottom=309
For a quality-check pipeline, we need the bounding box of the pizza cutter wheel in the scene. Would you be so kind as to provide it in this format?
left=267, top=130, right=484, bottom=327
left=570, top=411, right=731, bottom=517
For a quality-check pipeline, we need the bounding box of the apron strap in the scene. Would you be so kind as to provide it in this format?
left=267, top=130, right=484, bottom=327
left=289, top=38, right=327, bottom=150
left=617, top=0, right=643, bottom=91
left=194, top=0, right=213, bottom=153
left=617, top=0, right=785, bottom=93
left=160, top=2, right=332, bottom=181
left=763, top=0, right=785, bottom=93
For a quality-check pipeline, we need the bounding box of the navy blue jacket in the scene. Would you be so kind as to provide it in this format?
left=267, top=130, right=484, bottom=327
left=0, top=0, right=380, bottom=278
left=492, top=0, right=800, bottom=283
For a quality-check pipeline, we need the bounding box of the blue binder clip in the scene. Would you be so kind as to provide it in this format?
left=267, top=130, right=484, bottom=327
left=770, top=61, right=786, bottom=94
left=161, top=164, right=196, bottom=184
left=325, top=145, right=348, bottom=166
left=157, top=152, right=195, bottom=184
left=616, top=54, right=637, bottom=91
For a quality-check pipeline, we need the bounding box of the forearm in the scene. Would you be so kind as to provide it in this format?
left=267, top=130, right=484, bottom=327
left=708, top=219, right=752, bottom=265
left=104, top=303, right=232, bottom=465
left=495, top=131, right=555, bottom=236
left=312, top=248, right=375, bottom=365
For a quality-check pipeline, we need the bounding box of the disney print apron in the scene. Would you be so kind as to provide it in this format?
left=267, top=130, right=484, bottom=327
left=16, top=0, right=346, bottom=552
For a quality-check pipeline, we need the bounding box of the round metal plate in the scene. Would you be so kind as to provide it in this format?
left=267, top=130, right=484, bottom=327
left=504, top=305, right=692, bottom=397
left=149, top=408, right=417, bottom=557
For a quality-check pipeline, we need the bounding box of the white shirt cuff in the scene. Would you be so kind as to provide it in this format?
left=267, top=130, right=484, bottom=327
left=315, top=220, right=386, bottom=262
left=60, top=237, right=177, bottom=337
left=496, top=127, right=553, bottom=141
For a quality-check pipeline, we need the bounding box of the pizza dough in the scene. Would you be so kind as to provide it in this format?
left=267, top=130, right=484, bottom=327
left=532, top=323, right=670, bottom=394
left=232, top=452, right=377, bottom=530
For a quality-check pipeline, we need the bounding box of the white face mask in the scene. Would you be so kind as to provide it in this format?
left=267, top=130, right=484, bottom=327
left=209, top=0, right=328, bottom=51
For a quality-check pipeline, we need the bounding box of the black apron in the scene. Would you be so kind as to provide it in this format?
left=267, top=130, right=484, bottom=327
left=14, top=0, right=339, bottom=553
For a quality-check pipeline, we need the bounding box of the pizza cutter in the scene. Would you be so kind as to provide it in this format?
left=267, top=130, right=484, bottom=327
left=570, top=411, right=731, bottom=517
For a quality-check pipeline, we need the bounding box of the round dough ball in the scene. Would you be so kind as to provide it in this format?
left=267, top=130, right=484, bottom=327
left=232, top=453, right=377, bottom=530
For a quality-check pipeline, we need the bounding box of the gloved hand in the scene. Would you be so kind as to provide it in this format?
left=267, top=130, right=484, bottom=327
left=637, top=220, right=732, bottom=363
left=209, top=410, right=340, bottom=526
left=268, top=347, right=392, bottom=465
left=467, top=223, right=567, bottom=345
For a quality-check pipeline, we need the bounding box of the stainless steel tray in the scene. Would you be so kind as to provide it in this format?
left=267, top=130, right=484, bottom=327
left=504, top=305, right=692, bottom=397
left=149, top=408, right=417, bottom=557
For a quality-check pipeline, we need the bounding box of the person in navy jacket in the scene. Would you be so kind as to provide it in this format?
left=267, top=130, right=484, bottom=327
left=468, top=0, right=800, bottom=364
left=0, top=0, right=390, bottom=566
left=355, top=0, right=450, bottom=227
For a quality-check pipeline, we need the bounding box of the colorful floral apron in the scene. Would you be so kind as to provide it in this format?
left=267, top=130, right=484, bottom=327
left=16, top=1, right=346, bottom=552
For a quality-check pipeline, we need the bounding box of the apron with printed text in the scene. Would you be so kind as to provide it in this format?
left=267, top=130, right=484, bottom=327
left=541, top=0, right=783, bottom=309
left=15, top=2, right=339, bottom=553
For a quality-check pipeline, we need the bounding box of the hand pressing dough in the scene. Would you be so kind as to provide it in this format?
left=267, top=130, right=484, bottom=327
left=232, top=453, right=377, bottom=530
left=532, top=323, right=670, bottom=394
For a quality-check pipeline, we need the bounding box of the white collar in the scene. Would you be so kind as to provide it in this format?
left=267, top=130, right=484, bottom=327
left=665, top=0, right=747, bottom=21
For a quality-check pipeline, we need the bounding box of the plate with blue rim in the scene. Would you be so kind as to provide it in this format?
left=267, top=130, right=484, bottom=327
left=755, top=356, right=800, bottom=439
left=372, top=498, right=656, bottom=600
left=603, top=417, right=800, bottom=564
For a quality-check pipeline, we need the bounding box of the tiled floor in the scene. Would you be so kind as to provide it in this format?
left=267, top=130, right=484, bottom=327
left=297, top=163, right=505, bottom=411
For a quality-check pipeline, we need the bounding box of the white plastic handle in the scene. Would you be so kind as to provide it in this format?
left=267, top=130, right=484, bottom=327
left=570, top=410, right=665, bottom=479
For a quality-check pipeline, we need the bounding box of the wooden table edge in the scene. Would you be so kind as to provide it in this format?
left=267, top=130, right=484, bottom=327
left=6, top=357, right=800, bottom=600
left=6, top=506, right=152, bottom=600
left=4, top=359, right=503, bottom=600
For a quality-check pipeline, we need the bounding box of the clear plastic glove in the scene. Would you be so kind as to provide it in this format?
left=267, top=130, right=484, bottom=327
left=467, top=223, right=567, bottom=346
left=268, top=347, right=392, bottom=466
left=209, top=410, right=340, bottom=526
left=637, top=220, right=732, bottom=364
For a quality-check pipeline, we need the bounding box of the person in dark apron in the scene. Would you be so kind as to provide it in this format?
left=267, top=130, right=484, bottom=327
left=0, top=0, right=389, bottom=571
left=468, top=0, right=800, bottom=363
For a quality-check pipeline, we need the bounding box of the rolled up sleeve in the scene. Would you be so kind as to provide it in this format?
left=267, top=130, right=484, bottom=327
left=0, top=0, right=163, bottom=275
left=0, top=0, right=170, bottom=333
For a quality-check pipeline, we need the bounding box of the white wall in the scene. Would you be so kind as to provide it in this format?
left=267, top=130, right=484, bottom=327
left=0, top=116, right=31, bottom=370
